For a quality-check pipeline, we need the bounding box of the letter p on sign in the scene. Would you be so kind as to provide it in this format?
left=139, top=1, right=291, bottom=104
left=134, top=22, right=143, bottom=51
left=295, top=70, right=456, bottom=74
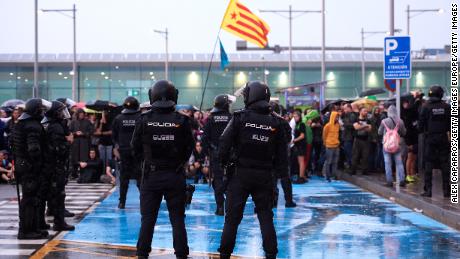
left=385, top=39, right=398, bottom=56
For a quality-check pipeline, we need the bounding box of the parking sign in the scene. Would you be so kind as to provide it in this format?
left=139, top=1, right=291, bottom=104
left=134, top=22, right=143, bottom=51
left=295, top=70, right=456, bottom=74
left=384, top=36, right=411, bottom=79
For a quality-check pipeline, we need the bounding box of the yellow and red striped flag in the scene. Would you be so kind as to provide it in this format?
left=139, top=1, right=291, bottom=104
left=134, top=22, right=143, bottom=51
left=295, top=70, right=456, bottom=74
left=220, top=0, right=270, bottom=48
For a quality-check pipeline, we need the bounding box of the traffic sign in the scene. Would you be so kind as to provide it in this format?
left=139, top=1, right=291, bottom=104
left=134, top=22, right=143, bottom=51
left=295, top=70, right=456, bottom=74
left=384, top=79, right=402, bottom=92
left=384, top=36, right=411, bottom=79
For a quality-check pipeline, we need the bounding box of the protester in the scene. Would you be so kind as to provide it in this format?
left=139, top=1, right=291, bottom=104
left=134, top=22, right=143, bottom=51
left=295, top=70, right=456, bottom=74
left=292, top=111, right=307, bottom=184
left=0, top=150, right=14, bottom=183
left=322, top=111, right=340, bottom=182
left=350, top=107, right=371, bottom=175
left=340, top=103, right=356, bottom=171
left=188, top=141, right=209, bottom=184
left=69, top=109, right=94, bottom=176
left=378, top=105, right=407, bottom=188
left=77, top=149, right=104, bottom=183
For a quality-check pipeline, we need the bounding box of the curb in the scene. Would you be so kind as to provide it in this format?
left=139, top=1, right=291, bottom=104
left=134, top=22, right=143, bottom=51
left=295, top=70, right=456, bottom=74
left=340, top=172, right=460, bottom=231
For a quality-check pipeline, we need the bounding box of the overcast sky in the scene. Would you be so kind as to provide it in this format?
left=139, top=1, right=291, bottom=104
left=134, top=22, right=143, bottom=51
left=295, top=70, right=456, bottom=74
left=0, top=0, right=451, bottom=54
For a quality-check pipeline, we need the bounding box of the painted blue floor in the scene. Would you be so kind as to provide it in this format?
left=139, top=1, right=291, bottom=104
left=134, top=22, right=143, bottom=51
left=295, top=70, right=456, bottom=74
left=64, top=177, right=460, bottom=258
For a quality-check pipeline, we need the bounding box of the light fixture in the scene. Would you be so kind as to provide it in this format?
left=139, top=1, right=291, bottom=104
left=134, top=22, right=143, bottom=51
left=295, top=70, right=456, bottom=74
left=236, top=72, right=247, bottom=86
left=367, top=71, right=377, bottom=87
left=69, top=71, right=74, bottom=75
left=17, top=76, right=21, bottom=80
left=149, top=71, right=154, bottom=75
left=264, top=70, right=270, bottom=75
left=115, top=66, right=119, bottom=69
left=9, top=72, right=14, bottom=76
left=58, top=72, right=63, bottom=76
left=25, top=79, right=28, bottom=82
left=64, top=76, right=68, bottom=79
left=100, top=72, right=105, bottom=76
left=278, top=72, right=288, bottom=86
left=105, top=76, right=109, bottom=80
left=188, top=71, right=200, bottom=87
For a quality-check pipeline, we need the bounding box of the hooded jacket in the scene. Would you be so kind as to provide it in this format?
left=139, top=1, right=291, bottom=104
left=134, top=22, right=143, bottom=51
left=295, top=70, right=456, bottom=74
left=322, top=111, right=340, bottom=148
left=378, top=105, right=406, bottom=146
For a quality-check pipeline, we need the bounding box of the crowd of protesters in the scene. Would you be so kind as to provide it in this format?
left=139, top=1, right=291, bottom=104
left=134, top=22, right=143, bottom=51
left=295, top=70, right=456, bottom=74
left=0, top=84, right=451, bottom=199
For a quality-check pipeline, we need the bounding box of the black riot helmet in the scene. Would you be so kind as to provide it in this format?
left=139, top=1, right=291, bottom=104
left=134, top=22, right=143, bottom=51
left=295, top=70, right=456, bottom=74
left=23, top=98, right=52, bottom=119
left=428, top=85, right=444, bottom=100
left=44, top=101, right=70, bottom=120
left=211, top=94, right=236, bottom=113
left=148, top=80, right=178, bottom=108
left=242, top=81, right=271, bottom=107
left=122, top=96, right=140, bottom=113
left=269, top=101, right=281, bottom=115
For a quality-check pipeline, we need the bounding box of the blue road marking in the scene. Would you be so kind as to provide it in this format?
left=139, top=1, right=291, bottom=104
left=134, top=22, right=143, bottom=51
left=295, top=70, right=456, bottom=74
left=64, top=177, right=460, bottom=258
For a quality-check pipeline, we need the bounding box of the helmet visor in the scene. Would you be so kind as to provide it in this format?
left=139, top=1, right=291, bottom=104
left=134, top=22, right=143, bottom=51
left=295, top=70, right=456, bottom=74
left=41, top=99, right=52, bottom=111
left=60, top=108, right=71, bottom=120
left=227, top=94, right=236, bottom=103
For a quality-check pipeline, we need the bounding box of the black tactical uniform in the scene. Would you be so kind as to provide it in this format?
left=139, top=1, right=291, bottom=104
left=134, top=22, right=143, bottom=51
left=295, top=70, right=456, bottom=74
left=202, top=94, right=233, bottom=216
left=133, top=80, right=194, bottom=259
left=112, top=96, right=141, bottom=209
left=12, top=98, right=51, bottom=239
left=419, top=85, right=451, bottom=198
left=41, top=101, right=75, bottom=231
left=218, top=81, right=288, bottom=259
left=269, top=101, right=296, bottom=208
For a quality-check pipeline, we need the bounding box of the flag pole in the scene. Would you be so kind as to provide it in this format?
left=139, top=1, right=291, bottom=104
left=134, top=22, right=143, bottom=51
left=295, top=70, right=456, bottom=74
left=199, top=0, right=233, bottom=111
left=199, top=32, right=221, bottom=111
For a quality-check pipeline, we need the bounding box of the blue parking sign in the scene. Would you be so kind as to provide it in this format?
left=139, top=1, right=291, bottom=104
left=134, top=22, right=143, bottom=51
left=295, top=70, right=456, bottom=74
left=384, top=36, right=411, bottom=79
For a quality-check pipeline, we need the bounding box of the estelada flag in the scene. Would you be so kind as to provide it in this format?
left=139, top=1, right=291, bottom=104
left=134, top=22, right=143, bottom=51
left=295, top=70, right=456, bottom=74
left=220, top=0, right=270, bottom=48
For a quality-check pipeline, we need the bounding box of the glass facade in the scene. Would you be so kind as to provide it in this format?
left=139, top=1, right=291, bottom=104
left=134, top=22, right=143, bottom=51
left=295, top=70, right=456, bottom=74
left=0, top=62, right=450, bottom=108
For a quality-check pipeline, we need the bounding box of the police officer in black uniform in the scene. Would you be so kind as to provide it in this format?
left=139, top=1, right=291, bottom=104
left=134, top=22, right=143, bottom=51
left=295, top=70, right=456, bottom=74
left=112, top=96, right=141, bottom=209
left=269, top=101, right=296, bottom=208
left=41, top=101, right=75, bottom=231
left=218, top=81, right=288, bottom=259
left=202, top=94, right=233, bottom=216
left=133, top=80, right=194, bottom=259
left=419, top=85, right=451, bottom=198
left=12, top=98, right=51, bottom=239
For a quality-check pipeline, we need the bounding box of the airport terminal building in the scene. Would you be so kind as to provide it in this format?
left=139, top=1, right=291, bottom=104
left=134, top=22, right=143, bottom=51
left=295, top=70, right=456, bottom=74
left=0, top=51, right=450, bottom=108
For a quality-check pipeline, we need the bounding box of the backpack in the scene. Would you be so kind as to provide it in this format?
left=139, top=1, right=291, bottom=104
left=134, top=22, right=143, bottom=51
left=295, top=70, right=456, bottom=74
left=382, top=119, right=400, bottom=154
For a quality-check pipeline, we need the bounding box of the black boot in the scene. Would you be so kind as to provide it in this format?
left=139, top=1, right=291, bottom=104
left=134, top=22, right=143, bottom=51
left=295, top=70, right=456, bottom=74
left=39, top=223, right=51, bottom=230
left=64, top=209, right=75, bottom=217
left=421, top=191, right=432, bottom=197
left=118, top=201, right=126, bottom=209
left=215, top=206, right=224, bottom=216
left=285, top=201, right=297, bottom=208
left=18, top=231, right=45, bottom=240
left=53, top=222, right=75, bottom=231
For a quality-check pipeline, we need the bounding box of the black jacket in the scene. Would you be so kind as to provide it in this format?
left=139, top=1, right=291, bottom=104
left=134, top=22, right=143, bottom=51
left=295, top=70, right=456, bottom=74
left=131, top=107, right=194, bottom=168
left=218, top=101, right=288, bottom=178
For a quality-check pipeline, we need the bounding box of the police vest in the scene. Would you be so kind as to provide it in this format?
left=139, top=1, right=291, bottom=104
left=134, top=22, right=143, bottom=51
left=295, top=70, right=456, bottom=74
left=208, top=112, right=232, bottom=148
left=113, top=112, right=140, bottom=150
left=43, top=120, right=70, bottom=162
left=425, top=101, right=450, bottom=135
left=235, top=111, right=280, bottom=170
left=141, top=112, right=188, bottom=167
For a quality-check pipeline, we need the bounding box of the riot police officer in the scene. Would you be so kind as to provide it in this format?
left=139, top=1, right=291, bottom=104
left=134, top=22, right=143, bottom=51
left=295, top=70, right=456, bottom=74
left=269, top=101, right=296, bottom=208
left=419, top=85, right=451, bottom=198
left=112, top=96, right=141, bottom=209
left=41, top=101, right=75, bottom=231
left=218, top=81, right=288, bottom=259
left=133, top=80, right=194, bottom=259
left=202, top=94, right=233, bottom=216
left=12, top=98, right=51, bottom=239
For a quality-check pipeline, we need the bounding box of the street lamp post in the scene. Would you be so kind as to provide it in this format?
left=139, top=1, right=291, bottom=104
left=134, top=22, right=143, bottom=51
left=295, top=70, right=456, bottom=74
left=406, top=5, right=443, bottom=92
left=154, top=28, right=169, bottom=80
left=34, top=0, right=38, bottom=98
left=260, top=7, right=321, bottom=87
left=41, top=5, right=78, bottom=100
